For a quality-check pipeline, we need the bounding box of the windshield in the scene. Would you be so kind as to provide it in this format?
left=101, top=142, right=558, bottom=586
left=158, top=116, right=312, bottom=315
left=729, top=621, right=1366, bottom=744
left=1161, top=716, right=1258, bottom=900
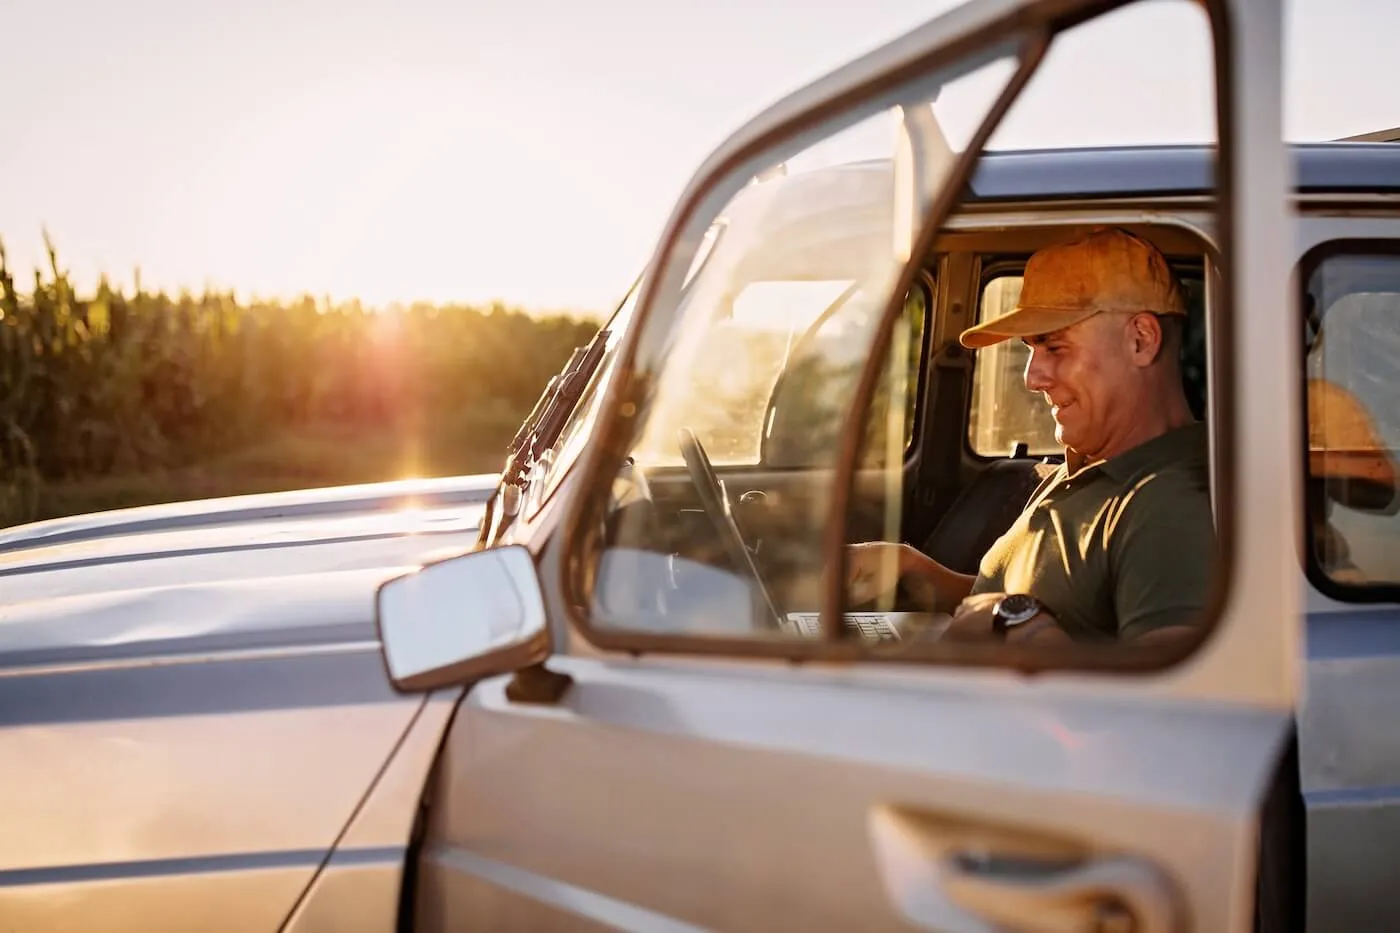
left=630, top=156, right=902, bottom=469
left=525, top=222, right=726, bottom=506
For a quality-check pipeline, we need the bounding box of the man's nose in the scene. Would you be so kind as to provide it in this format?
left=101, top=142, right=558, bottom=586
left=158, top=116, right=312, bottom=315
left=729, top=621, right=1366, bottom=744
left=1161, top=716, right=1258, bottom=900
left=1024, top=346, right=1053, bottom=393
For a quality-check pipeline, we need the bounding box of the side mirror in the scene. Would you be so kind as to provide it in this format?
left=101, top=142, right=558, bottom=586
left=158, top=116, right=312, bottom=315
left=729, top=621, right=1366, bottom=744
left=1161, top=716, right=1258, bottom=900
left=375, top=544, right=550, bottom=692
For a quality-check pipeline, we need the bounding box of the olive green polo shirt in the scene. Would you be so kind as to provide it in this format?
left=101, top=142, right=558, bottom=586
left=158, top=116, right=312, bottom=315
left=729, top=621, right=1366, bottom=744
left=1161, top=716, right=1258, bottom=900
left=970, top=422, right=1215, bottom=641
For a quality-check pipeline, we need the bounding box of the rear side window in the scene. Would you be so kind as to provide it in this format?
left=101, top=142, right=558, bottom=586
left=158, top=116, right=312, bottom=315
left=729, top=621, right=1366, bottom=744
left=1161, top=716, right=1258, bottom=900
left=966, top=274, right=1059, bottom=457
left=1302, top=245, right=1400, bottom=596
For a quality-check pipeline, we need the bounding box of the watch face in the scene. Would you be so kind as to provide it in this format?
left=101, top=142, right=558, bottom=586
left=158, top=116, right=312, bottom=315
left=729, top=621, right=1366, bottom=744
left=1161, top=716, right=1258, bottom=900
left=995, top=593, right=1041, bottom=627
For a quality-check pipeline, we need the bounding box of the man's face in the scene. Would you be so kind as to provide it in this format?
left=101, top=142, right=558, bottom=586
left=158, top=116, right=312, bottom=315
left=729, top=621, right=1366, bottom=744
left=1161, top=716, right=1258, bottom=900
left=1021, top=312, right=1138, bottom=457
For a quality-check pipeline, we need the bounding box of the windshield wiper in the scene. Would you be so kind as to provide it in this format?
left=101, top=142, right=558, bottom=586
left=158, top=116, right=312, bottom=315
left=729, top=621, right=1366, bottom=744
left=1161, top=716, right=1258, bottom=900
left=500, top=326, right=611, bottom=489
left=475, top=332, right=608, bottom=550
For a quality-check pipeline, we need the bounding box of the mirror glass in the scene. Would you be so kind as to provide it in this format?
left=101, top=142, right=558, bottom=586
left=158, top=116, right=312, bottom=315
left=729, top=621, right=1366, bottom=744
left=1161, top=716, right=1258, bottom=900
left=377, top=544, right=545, bottom=685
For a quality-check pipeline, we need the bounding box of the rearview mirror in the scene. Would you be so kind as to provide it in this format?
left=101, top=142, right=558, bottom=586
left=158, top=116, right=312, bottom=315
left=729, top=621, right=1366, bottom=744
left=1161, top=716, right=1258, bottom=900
left=375, top=544, right=550, bottom=692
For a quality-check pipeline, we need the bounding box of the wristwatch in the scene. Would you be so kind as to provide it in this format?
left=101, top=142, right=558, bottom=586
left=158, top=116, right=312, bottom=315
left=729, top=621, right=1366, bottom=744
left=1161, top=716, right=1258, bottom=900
left=992, top=593, right=1044, bottom=639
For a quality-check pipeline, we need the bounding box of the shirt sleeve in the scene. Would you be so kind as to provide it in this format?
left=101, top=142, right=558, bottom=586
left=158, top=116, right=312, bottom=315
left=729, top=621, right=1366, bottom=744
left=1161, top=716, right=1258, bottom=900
left=1107, top=465, right=1217, bottom=640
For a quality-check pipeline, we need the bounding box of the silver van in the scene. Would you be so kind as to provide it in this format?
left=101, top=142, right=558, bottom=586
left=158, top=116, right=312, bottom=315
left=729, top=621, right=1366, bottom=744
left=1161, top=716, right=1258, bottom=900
left=4, top=0, right=1398, bottom=930
left=373, top=0, right=1399, bottom=931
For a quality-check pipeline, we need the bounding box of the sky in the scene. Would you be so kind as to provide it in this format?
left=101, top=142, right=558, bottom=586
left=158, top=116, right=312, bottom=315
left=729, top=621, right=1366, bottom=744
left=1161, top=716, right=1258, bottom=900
left=2, top=0, right=1396, bottom=315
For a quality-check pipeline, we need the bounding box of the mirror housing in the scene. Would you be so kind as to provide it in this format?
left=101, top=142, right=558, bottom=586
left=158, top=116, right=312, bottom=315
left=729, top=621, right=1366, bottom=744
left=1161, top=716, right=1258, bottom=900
left=375, top=544, right=550, bottom=693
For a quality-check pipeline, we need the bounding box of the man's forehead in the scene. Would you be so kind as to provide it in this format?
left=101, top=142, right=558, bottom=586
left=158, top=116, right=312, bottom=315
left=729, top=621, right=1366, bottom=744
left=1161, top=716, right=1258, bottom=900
left=1021, top=324, right=1077, bottom=347
left=1021, top=310, right=1138, bottom=348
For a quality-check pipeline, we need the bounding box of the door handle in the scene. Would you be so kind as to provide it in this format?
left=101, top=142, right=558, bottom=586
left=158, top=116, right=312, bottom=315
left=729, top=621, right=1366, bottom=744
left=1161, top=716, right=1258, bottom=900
left=868, top=804, right=1185, bottom=933
left=942, top=852, right=1178, bottom=933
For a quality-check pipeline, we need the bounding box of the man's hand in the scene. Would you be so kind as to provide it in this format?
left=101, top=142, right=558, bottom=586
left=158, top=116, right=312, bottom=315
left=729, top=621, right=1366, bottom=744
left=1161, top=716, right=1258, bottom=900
left=942, top=592, right=1003, bottom=641
left=845, top=542, right=909, bottom=607
left=844, top=542, right=975, bottom=613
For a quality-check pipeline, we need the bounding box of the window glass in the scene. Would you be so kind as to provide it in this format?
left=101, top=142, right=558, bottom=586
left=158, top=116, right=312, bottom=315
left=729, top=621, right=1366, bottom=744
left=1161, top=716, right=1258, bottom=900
left=763, top=282, right=927, bottom=469
left=633, top=278, right=860, bottom=467
left=967, top=275, right=1059, bottom=457
left=860, top=284, right=927, bottom=468
left=1304, top=251, right=1400, bottom=589
left=585, top=52, right=1020, bottom=639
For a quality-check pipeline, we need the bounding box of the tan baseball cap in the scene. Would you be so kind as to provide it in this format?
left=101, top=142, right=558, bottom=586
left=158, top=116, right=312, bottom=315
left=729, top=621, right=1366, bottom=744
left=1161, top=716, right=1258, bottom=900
left=1308, top=378, right=1396, bottom=488
left=959, top=227, right=1187, bottom=349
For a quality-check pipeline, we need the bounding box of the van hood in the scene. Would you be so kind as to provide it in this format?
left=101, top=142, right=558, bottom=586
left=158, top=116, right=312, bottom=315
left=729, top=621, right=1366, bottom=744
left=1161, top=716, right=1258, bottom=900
left=0, top=475, right=498, bottom=662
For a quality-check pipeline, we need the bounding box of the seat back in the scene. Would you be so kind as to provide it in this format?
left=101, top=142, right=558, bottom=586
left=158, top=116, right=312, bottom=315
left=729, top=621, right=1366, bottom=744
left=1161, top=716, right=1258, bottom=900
left=920, top=457, right=1059, bottom=575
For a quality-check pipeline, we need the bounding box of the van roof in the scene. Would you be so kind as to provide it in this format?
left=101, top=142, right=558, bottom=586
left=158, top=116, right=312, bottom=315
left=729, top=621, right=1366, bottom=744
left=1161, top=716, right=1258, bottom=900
left=965, top=142, right=1400, bottom=202
left=730, top=142, right=1400, bottom=235
left=708, top=142, right=1400, bottom=286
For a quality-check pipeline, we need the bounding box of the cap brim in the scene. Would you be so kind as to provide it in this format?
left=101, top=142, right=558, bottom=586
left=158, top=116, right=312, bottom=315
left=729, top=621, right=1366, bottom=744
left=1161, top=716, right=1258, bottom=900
left=958, top=306, right=1101, bottom=349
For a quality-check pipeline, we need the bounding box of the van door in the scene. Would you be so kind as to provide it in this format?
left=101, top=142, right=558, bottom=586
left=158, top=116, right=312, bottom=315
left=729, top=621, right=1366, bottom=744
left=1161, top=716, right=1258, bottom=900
left=404, top=0, right=1298, bottom=930
left=1295, top=222, right=1400, bottom=932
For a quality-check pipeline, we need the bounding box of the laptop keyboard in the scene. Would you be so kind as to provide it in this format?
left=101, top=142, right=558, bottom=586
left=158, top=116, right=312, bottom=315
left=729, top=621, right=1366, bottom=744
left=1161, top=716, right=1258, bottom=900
left=782, top=613, right=900, bottom=643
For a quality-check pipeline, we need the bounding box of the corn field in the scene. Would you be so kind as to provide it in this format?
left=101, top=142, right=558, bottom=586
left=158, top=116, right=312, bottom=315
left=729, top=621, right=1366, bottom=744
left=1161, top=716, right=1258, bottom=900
left=0, top=235, right=598, bottom=527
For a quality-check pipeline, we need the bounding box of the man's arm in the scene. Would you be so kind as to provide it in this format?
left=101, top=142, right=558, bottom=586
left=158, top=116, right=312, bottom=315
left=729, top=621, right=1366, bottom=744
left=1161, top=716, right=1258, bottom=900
left=937, top=591, right=1070, bottom=643
left=845, top=542, right=976, bottom=613
left=898, top=545, right=976, bottom=613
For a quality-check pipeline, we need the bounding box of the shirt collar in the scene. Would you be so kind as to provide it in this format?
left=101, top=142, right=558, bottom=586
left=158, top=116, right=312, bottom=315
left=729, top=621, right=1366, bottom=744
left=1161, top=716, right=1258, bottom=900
left=1093, top=422, right=1209, bottom=483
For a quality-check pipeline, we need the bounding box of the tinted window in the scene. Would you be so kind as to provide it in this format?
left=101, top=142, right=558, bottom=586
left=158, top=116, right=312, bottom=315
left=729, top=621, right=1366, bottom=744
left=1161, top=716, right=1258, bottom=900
left=1303, top=249, right=1400, bottom=592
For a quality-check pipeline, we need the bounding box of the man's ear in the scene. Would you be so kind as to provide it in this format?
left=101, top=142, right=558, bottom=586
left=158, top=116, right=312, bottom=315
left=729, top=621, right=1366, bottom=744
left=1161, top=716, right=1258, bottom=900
left=1127, top=312, right=1165, bottom=365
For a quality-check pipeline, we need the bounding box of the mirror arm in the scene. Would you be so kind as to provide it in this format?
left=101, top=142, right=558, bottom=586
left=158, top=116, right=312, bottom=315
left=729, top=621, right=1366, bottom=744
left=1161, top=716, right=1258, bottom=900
left=505, top=661, right=574, bottom=705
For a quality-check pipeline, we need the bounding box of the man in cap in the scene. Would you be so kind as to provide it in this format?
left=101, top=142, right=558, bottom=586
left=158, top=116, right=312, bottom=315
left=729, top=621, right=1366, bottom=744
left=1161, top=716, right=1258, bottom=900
left=847, top=226, right=1214, bottom=644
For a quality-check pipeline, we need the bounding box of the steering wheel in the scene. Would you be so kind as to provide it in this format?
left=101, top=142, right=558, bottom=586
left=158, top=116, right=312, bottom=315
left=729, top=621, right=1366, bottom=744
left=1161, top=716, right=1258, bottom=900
left=676, top=428, right=784, bottom=629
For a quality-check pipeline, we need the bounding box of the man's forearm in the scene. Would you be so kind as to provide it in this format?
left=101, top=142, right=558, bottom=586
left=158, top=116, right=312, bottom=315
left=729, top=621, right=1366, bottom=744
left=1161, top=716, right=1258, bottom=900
left=1009, top=615, right=1071, bottom=644
left=897, top=547, right=976, bottom=613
